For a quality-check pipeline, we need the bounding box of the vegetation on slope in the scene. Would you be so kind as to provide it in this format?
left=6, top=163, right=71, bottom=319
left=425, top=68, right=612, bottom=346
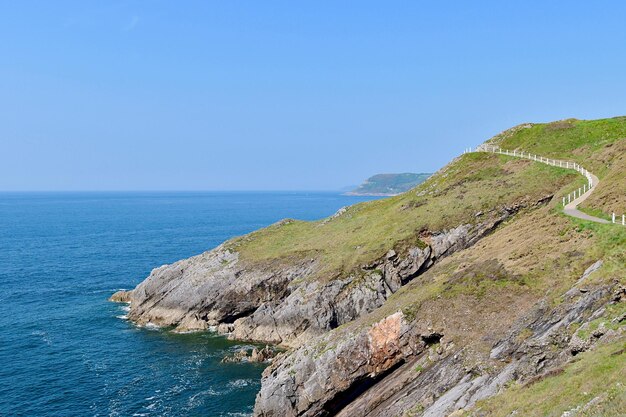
left=487, top=116, right=626, bottom=176
left=227, top=116, right=625, bottom=288
left=247, top=115, right=625, bottom=416
left=463, top=339, right=626, bottom=417
left=227, top=154, right=576, bottom=282
left=488, top=116, right=626, bottom=216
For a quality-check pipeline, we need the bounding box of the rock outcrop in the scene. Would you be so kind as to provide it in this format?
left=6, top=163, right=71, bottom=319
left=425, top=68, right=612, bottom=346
left=120, top=208, right=516, bottom=347
left=109, top=290, right=131, bottom=303
left=253, top=275, right=624, bottom=417
left=222, top=346, right=277, bottom=363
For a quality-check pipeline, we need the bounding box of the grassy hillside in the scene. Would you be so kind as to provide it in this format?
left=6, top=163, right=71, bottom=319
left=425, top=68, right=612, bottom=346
left=227, top=116, right=625, bottom=286
left=486, top=116, right=626, bottom=219
left=236, top=115, right=625, bottom=416
left=227, top=154, right=576, bottom=282
left=349, top=173, right=431, bottom=195
left=463, top=339, right=626, bottom=416
left=487, top=116, right=626, bottom=176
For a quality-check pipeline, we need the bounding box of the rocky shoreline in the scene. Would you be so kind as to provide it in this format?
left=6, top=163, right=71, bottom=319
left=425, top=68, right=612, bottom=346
left=110, top=206, right=517, bottom=347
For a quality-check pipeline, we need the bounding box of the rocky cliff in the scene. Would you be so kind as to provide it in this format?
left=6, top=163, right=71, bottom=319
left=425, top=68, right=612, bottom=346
left=112, top=116, right=626, bottom=416
left=116, top=213, right=516, bottom=347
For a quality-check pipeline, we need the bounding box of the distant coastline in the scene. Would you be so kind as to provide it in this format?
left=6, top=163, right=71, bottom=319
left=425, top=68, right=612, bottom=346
left=346, top=172, right=431, bottom=196
left=344, top=191, right=403, bottom=197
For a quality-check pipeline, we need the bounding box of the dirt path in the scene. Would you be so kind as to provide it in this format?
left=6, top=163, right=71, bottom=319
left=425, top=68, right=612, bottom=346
left=472, top=147, right=610, bottom=225
left=563, top=171, right=610, bottom=224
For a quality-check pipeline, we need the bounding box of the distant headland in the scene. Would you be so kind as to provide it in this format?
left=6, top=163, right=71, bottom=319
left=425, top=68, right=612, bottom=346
left=345, top=172, right=431, bottom=196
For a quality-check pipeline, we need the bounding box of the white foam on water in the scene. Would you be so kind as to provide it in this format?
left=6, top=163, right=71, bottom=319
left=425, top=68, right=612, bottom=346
left=143, top=322, right=161, bottom=331
left=229, top=344, right=256, bottom=351
left=228, top=379, right=254, bottom=388
left=187, top=386, right=230, bottom=408
left=31, top=330, right=52, bottom=346
left=172, top=329, right=197, bottom=334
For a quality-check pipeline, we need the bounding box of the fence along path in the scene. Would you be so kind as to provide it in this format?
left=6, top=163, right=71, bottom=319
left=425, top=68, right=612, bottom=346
left=462, top=145, right=625, bottom=226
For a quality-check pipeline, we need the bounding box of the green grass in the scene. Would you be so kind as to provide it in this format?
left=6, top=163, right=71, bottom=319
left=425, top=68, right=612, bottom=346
left=576, top=303, right=626, bottom=340
left=570, top=220, right=626, bottom=281
left=245, top=116, right=626, bottom=416
left=577, top=206, right=613, bottom=221
left=489, top=116, right=626, bottom=177
left=465, top=338, right=626, bottom=417
left=224, top=117, right=626, bottom=285
left=489, top=116, right=626, bottom=222
left=441, top=259, right=524, bottom=299
left=225, top=153, right=577, bottom=283
left=237, top=116, right=626, bottom=416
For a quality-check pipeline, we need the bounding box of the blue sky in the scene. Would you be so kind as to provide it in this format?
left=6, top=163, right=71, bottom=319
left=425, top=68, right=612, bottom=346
left=2, top=1, right=626, bottom=191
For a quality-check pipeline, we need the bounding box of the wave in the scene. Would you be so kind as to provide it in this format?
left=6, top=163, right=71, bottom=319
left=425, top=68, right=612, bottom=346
left=31, top=330, right=52, bottom=346
left=143, top=322, right=161, bottom=331
left=228, top=379, right=255, bottom=388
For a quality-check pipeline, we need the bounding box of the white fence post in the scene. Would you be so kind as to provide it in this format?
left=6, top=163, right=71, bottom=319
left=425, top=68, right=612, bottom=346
left=623, top=214, right=625, bottom=226
left=473, top=145, right=618, bottom=225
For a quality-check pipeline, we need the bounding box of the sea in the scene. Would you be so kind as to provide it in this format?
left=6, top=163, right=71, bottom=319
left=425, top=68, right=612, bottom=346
left=0, top=191, right=378, bottom=417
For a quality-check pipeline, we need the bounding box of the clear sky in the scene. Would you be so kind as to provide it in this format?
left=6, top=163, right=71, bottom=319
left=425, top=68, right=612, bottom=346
left=2, top=1, right=626, bottom=191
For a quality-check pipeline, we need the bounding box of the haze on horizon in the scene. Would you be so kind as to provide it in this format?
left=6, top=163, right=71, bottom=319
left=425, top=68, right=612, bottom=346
left=2, top=1, right=626, bottom=192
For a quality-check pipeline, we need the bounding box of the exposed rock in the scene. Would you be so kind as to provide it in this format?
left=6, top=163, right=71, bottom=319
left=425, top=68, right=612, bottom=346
left=568, top=332, right=590, bottom=355
left=612, top=284, right=626, bottom=303
left=321, top=206, right=348, bottom=224
left=222, top=346, right=277, bottom=363
left=109, top=290, right=132, bottom=303
left=251, top=346, right=276, bottom=362
left=253, top=281, right=621, bottom=417
left=564, top=260, right=603, bottom=299
left=216, top=323, right=235, bottom=334
left=124, top=246, right=304, bottom=335
left=119, top=210, right=517, bottom=347
left=222, top=348, right=249, bottom=363
left=612, top=312, right=626, bottom=323
left=232, top=219, right=486, bottom=346
left=254, top=312, right=424, bottom=417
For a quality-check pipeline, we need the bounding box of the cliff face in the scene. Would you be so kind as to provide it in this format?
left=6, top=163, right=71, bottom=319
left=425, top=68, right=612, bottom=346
left=120, top=214, right=514, bottom=347
left=113, top=116, right=626, bottom=416
left=253, top=206, right=625, bottom=416
left=254, top=282, right=622, bottom=417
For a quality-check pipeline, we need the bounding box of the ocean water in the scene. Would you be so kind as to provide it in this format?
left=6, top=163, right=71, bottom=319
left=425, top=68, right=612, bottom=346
left=0, top=192, right=378, bottom=417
